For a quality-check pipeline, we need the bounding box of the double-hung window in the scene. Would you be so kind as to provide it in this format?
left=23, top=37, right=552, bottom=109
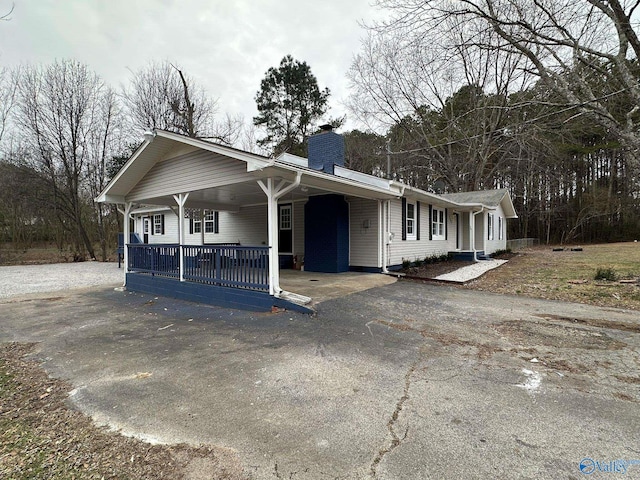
left=204, top=210, right=216, bottom=233
left=406, top=203, right=416, bottom=240
left=192, top=216, right=202, bottom=234
left=153, top=214, right=164, bottom=235
left=432, top=207, right=445, bottom=240
left=498, top=216, right=503, bottom=240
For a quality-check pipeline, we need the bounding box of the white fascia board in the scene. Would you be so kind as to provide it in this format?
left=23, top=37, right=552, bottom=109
left=263, top=163, right=400, bottom=199
left=276, top=153, right=308, bottom=168
left=95, top=141, right=151, bottom=203
left=333, top=165, right=391, bottom=190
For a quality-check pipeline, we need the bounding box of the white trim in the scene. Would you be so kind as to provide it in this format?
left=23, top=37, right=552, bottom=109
left=432, top=207, right=446, bottom=240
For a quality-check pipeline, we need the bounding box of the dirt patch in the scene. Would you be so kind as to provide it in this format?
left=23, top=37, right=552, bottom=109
left=0, top=343, right=247, bottom=480
left=374, top=319, right=503, bottom=359
left=535, top=314, right=640, bottom=334
left=494, top=320, right=626, bottom=351
left=401, top=260, right=474, bottom=279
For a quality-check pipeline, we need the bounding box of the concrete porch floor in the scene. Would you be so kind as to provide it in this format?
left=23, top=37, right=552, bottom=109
left=279, top=270, right=397, bottom=305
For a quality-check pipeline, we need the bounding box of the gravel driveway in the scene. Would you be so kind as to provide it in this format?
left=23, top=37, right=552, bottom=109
left=0, top=262, right=123, bottom=298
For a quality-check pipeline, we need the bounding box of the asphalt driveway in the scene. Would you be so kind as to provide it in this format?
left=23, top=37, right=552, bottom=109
left=0, top=278, right=639, bottom=479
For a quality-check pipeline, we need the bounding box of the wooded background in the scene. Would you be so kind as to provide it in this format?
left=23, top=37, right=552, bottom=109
left=1, top=0, right=639, bottom=260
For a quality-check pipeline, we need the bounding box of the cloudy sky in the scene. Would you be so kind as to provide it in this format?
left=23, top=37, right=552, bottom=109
left=0, top=0, right=383, bottom=131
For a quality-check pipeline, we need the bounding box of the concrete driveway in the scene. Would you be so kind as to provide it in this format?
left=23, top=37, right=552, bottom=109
left=0, top=277, right=639, bottom=478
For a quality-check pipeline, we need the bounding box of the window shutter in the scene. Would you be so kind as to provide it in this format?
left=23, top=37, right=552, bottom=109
left=487, top=213, right=490, bottom=240
left=416, top=201, right=421, bottom=241
left=160, top=214, right=165, bottom=235
left=445, top=208, right=448, bottom=240
left=401, top=198, right=407, bottom=241
left=189, top=218, right=193, bottom=235
left=428, top=205, right=433, bottom=241
left=214, top=211, right=219, bottom=234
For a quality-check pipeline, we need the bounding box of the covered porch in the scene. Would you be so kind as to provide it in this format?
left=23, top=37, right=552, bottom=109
left=100, top=130, right=399, bottom=312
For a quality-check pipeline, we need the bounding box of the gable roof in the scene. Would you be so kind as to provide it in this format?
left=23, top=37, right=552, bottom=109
left=96, top=129, right=516, bottom=217
left=441, top=188, right=518, bottom=218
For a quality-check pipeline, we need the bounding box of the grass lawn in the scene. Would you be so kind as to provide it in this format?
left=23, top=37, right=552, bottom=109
left=468, top=242, right=640, bottom=310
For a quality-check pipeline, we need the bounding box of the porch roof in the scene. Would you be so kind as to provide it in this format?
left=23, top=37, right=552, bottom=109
left=96, top=130, right=514, bottom=215
left=440, top=188, right=518, bottom=218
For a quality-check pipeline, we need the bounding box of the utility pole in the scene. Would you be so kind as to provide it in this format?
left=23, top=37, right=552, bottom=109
left=386, top=139, right=392, bottom=180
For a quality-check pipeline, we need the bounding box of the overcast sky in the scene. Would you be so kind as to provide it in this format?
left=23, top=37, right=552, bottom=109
left=0, top=0, right=383, bottom=132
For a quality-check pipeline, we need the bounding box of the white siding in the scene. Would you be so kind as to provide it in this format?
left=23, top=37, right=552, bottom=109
left=485, top=205, right=507, bottom=254
left=349, top=197, right=379, bottom=268
left=135, top=211, right=179, bottom=244
left=388, top=199, right=457, bottom=266
left=213, top=205, right=268, bottom=245
left=127, top=150, right=253, bottom=201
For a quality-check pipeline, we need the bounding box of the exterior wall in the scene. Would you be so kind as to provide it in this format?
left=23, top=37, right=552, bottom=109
left=485, top=204, right=508, bottom=254
left=213, top=205, right=267, bottom=245
left=127, top=150, right=253, bottom=202
left=387, top=199, right=457, bottom=266
left=136, top=205, right=268, bottom=246
left=135, top=211, right=178, bottom=244
left=348, top=197, right=379, bottom=268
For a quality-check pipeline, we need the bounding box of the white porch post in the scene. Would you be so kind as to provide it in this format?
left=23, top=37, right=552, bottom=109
left=173, top=193, right=190, bottom=281
left=258, top=173, right=301, bottom=296
left=118, top=202, right=134, bottom=286
left=258, top=178, right=278, bottom=295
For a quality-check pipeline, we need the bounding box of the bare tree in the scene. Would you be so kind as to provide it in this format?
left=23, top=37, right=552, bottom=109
left=16, top=60, right=120, bottom=260
left=348, top=10, right=533, bottom=190
left=0, top=66, right=18, bottom=146
left=371, top=0, right=640, bottom=158
left=122, top=60, right=238, bottom=143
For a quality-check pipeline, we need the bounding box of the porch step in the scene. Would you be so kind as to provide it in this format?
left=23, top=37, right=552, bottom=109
left=450, top=251, right=492, bottom=261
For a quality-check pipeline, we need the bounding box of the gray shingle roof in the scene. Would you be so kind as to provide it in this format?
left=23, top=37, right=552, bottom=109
left=440, top=188, right=508, bottom=207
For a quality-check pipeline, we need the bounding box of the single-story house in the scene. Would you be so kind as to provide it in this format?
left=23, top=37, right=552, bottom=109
left=97, top=127, right=516, bottom=312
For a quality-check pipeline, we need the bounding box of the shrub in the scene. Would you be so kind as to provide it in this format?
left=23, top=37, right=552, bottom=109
left=594, top=267, right=618, bottom=281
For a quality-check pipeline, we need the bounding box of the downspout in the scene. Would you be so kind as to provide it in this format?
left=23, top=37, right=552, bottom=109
left=471, top=207, right=484, bottom=262
left=382, top=199, right=391, bottom=273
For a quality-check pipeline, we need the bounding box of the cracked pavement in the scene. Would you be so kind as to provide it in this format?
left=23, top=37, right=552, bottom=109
left=1, top=280, right=639, bottom=479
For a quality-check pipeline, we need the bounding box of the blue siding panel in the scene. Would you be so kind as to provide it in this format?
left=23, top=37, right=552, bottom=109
left=304, top=194, right=349, bottom=273
left=126, top=274, right=313, bottom=314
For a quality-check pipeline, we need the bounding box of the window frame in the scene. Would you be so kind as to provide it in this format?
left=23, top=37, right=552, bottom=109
left=405, top=202, right=416, bottom=240
left=204, top=210, right=215, bottom=234
left=498, top=216, right=503, bottom=240
left=431, top=207, right=445, bottom=240
left=279, top=204, right=292, bottom=231
left=153, top=214, right=163, bottom=235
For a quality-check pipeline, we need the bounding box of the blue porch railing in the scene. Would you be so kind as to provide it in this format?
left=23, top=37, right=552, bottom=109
left=128, top=244, right=270, bottom=292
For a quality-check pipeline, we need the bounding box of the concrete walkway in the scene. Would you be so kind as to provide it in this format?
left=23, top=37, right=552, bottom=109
left=434, top=259, right=508, bottom=283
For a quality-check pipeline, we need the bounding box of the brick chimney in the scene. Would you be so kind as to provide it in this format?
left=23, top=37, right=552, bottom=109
left=307, top=124, right=345, bottom=174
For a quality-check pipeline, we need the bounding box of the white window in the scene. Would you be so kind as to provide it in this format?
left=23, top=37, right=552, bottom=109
left=204, top=210, right=216, bottom=233
left=498, top=216, right=503, bottom=240
left=280, top=205, right=292, bottom=230
left=153, top=214, right=163, bottom=235
left=488, top=213, right=494, bottom=241
left=432, top=207, right=445, bottom=240
left=143, top=217, right=150, bottom=235
left=193, top=217, right=202, bottom=234
left=406, top=202, right=416, bottom=240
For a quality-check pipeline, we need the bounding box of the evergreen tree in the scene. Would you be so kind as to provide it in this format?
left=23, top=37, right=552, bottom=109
left=253, top=55, right=330, bottom=157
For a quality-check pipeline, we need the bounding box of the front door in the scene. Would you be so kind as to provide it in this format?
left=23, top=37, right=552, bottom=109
left=143, top=217, right=150, bottom=243
left=278, top=204, right=293, bottom=254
